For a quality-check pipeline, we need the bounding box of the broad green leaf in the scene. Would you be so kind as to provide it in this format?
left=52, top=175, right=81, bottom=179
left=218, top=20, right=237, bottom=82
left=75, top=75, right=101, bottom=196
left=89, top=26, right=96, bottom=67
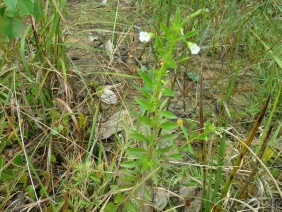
left=124, top=201, right=137, bottom=212
left=159, top=98, right=169, bottom=111
left=40, top=186, right=47, bottom=197
left=4, top=0, right=17, bottom=17
left=13, top=154, right=25, bottom=166
left=1, top=169, right=14, bottom=181
left=33, top=0, right=43, bottom=21
left=57, top=124, right=64, bottom=131
left=155, top=145, right=173, bottom=154
left=18, top=0, right=34, bottom=16
left=187, top=72, right=200, bottom=83
left=19, top=171, right=28, bottom=185
left=114, top=193, right=125, bottom=204
left=117, top=169, right=136, bottom=177
left=157, top=133, right=178, bottom=142
left=131, top=131, right=148, bottom=141
left=120, top=160, right=143, bottom=168
left=160, top=121, right=178, bottom=130
left=141, top=89, right=152, bottom=100
left=139, top=116, right=153, bottom=126
left=51, top=127, right=59, bottom=135
left=139, top=71, right=153, bottom=88
left=104, top=203, right=118, bottom=212
left=26, top=185, right=36, bottom=200
left=163, top=88, right=175, bottom=97
left=197, top=134, right=209, bottom=141
left=272, top=168, right=279, bottom=178
left=49, top=109, right=61, bottom=123
left=50, top=154, right=57, bottom=163
left=160, top=110, right=178, bottom=119
left=0, top=16, right=23, bottom=39
left=126, top=148, right=147, bottom=158
left=187, top=143, right=194, bottom=154
left=170, top=153, right=185, bottom=160
left=179, top=142, right=194, bottom=155
left=135, top=97, right=153, bottom=111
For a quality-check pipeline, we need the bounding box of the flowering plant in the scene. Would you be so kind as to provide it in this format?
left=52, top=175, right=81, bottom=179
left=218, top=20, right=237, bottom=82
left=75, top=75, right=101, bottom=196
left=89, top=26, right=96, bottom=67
left=187, top=42, right=201, bottom=55
left=139, top=31, right=153, bottom=43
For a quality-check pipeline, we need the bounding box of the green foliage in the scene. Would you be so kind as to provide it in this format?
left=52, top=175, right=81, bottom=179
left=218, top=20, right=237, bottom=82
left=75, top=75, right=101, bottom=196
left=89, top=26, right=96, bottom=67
left=0, top=0, right=281, bottom=211
left=0, top=0, right=42, bottom=40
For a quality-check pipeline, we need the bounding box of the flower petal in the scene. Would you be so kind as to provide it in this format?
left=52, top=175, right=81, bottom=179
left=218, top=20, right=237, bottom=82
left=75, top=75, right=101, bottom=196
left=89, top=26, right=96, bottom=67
left=188, top=42, right=201, bottom=55
left=139, top=31, right=151, bottom=43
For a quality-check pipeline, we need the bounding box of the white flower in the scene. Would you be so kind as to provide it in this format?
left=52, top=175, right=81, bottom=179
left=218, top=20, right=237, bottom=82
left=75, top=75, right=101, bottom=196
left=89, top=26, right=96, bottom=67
left=139, top=31, right=151, bottom=43
left=187, top=42, right=201, bottom=55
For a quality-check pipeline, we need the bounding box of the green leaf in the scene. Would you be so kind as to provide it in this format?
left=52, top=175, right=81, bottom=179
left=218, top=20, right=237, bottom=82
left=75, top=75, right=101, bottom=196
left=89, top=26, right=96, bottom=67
left=180, top=125, right=188, bottom=140
left=50, top=154, right=57, bottom=163
left=187, top=72, right=200, bottom=83
left=163, top=88, right=175, bottom=97
left=177, top=57, right=190, bottom=63
left=155, top=145, right=173, bottom=154
left=26, top=185, right=36, bottom=200
left=170, top=153, right=185, bottom=160
left=114, top=193, right=125, bottom=204
left=135, top=97, right=153, bottom=111
left=187, top=143, right=194, bottom=154
left=160, top=110, right=178, bottom=119
left=175, top=8, right=182, bottom=28
left=139, top=71, right=153, bottom=88
left=4, top=0, right=17, bottom=17
left=57, top=124, right=64, bottom=132
left=18, top=0, right=34, bottom=16
left=78, top=113, right=88, bottom=129
left=0, top=16, right=23, bottom=39
left=104, top=203, right=118, bottom=212
left=40, top=186, right=47, bottom=197
left=33, top=0, right=43, bottom=21
left=141, top=89, right=152, bottom=100
left=272, top=168, right=279, bottom=178
left=160, top=23, right=171, bottom=37
left=51, top=127, right=59, bottom=135
left=124, top=201, right=137, bottom=212
left=159, top=121, right=178, bottom=130
left=0, top=7, right=6, bottom=17
left=1, top=169, right=14, bottom=181
left=131, top=131, right=148, bottom=141
left=157, top=133, right=178, bottom=142
left=19, top=171, right=28, bottom=185
left=178, top=30, right=197, bottom=41
left=179, top=143, right=194, bottom=154
left=13, top=154, right=25, bottom=166
left=166, top=60, right=177, bottom=68
left=127, top=148, right=147, bottom=158
left=139, top=116, right=153, bottom=126
left=120, top=160, right=143, bottom=168
left=155, top=36, right=164, bottom=50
